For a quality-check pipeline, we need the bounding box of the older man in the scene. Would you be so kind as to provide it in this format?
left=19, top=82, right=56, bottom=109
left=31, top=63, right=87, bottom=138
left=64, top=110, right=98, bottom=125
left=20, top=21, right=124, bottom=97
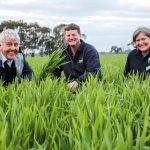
left=0, top=29, right=32, bottom=86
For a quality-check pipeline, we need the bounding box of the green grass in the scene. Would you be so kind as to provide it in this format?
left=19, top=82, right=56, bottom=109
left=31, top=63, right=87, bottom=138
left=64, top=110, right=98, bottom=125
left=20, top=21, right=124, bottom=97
left=0, top=53, right=149, bottom=150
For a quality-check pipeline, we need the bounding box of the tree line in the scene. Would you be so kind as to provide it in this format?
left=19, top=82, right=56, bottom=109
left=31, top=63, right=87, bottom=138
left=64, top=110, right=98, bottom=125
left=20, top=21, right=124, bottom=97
left=0, top=20, right=132, bottom=55
left=0, top=20, right=87, bottom=56
left=0, top=20, right=68, bottom=56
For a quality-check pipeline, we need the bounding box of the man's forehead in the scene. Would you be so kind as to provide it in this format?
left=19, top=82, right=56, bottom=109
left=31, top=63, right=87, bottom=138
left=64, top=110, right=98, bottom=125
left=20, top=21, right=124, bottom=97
left=65, top=29, right=80, bottom=34
left=4, top=37, right=19, bottom=43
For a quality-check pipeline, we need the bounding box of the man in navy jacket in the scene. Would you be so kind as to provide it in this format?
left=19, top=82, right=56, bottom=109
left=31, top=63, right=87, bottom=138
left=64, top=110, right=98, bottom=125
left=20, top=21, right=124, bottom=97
left=53, top=23, right=102, bottom=91
left=0, top=29, right=32, bottom=86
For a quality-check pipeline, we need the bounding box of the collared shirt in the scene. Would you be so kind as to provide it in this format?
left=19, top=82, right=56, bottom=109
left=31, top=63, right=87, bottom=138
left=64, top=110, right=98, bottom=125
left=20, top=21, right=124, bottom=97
left=0, top=51, right=33, bottom=86
left=124, top=48, right=150, bottom=78
left=1, top=53, right=13, bottom=67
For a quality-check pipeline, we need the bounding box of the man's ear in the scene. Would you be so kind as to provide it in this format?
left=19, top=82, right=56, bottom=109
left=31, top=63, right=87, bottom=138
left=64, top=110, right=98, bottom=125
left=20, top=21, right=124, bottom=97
left=0, top=44, right=1, bottom=51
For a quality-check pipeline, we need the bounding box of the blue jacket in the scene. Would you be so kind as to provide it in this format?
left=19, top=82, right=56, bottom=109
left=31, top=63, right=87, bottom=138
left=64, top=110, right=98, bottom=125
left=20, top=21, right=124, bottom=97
left=53, top=40, right=102, bottom=82
left=0, top=52, right=33, bottom=86
left=124, top=48, right=150, bottom=79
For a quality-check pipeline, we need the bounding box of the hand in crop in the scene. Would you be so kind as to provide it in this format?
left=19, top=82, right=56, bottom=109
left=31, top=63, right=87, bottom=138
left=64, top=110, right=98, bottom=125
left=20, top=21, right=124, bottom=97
left=67, top=81, right=78, bottom=91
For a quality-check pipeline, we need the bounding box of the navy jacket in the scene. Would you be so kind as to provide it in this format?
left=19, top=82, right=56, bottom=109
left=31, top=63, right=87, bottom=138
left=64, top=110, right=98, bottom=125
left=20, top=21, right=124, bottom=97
left=124, top=49, right=150, bottom=78
left=0, top=52, right=33, bottom=86
left=53, top=40, right=102, bottom=82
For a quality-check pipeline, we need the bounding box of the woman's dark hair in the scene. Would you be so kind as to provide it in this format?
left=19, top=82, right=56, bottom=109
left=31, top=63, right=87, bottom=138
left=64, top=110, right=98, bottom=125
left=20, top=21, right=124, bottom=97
left=133, top=27, right=150, bottom=42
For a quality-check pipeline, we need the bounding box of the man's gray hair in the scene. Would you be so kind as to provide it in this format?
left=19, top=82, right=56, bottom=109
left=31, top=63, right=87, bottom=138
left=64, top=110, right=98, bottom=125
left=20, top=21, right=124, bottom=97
left=133, top=27, right=150, bottom=43
left=0, top=29, right=20, bottom=44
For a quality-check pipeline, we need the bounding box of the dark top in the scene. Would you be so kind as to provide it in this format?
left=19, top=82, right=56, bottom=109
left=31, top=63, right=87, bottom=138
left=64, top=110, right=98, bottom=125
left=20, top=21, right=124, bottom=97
left=0, top=53, right=33, bottom=86
left=124, top=49, right=150, bottom=78
left=53, top=40, right=102, bottom=82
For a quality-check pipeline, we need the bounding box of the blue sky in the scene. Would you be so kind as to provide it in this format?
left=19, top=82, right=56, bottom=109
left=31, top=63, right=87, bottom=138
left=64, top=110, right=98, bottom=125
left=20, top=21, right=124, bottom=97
left=0, top=0, right=150, bottom=52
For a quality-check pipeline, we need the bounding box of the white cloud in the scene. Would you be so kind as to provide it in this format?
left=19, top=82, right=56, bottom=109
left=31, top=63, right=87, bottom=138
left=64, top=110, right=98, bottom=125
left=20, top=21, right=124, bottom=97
left=0, top=0, right=37, bottom=4
left=119, top=0, right=150, bottom=11
left=0, top=0, right=150, bottom=52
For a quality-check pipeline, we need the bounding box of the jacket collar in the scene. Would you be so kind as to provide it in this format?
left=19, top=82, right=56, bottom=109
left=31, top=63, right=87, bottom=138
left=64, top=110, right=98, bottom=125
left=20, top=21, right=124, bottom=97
left=0, top=52, right=13, bottom=67
left=0, top=60, right=2, bottom=68
left=0, top=52, right=3, bottom=67
left=135, top=48, right=150, bottom=60
left=65, top=39, right=85, bottom=53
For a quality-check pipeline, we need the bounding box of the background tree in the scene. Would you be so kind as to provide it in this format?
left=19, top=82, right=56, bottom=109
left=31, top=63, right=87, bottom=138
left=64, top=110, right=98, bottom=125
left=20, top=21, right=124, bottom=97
left=124, top=42, right=134, bottom=53
left=0, top=20, right=87, bottom=56
left=44, top=24, right=67, bottom=55
left=0, top=20, right=52, bottom=55
left=110, top=46, right=122, bottom=54
left=44, top=24, right=87, bottom=55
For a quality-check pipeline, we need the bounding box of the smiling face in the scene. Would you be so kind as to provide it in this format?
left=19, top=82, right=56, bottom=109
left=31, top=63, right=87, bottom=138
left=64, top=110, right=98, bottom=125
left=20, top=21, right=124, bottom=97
left=135, top=32, right=150, bottom=52
left=0, top=37, right=19, bottom=60
left=64, top=29, right=81, bottom=47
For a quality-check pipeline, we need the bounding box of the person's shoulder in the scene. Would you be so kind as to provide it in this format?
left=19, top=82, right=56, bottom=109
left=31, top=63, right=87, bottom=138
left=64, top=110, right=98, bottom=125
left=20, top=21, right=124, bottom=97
left=17, top=52, right=24, bottom=58
left=128, top=49, right=137, bottom=56
left=0, top=52, right=3, bottom=60
left=82, top=41, right=98, bottom=53
left=83, top=41, right=95, bottom=48
left=62, top=46, right=68, bottom=54
left=63, top=46, right=68, bottom=51
left=14, top=53, right=25, bottom=63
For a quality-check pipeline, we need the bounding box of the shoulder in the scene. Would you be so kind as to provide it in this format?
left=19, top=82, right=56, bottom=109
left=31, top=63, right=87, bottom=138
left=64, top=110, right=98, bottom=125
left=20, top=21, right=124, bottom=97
left=16, top=53, right=24, bottom=60
left=127, top=49, right=137, bottom=58
left=83, top=41, right=96, bottom=50
left=14, top=53, right=25, bottom=66
left=61, top=47, right=68, bottom=57
left=0, top=52, right=3, bottom=60
left=82, top=41, right=98, bottom=55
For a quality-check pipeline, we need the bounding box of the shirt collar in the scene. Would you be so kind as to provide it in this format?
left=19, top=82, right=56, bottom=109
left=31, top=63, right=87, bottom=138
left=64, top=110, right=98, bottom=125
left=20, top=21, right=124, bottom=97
left=66, top=39, right=85, bottom=52
left=135, top=48, right=150, bottom=55
left=1, top=53, right=13, bottom=67
left=1, top=53, right=7, bottom=64
left=77, top=39, right=84, bottom=52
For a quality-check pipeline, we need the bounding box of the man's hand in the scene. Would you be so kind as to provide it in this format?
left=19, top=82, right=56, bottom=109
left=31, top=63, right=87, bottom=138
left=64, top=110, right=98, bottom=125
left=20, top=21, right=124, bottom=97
left=67, top=81, right=78, bottom=91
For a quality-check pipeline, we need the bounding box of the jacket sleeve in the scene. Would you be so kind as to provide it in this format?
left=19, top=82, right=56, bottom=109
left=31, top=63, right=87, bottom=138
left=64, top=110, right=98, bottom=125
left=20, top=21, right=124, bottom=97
left=52, top=66, right=63, bottom=78
left=51, top=51, right=64, bottom=78
left=77, top=47, right=102, bottom=82
left=124, top=54, right=130, bottom=77
left=22, top=59, right=33, bottom=81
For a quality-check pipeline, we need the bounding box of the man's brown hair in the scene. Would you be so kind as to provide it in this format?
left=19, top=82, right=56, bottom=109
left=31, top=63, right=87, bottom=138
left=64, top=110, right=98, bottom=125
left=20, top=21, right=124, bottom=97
left=64, top=23, right=81, bottom=34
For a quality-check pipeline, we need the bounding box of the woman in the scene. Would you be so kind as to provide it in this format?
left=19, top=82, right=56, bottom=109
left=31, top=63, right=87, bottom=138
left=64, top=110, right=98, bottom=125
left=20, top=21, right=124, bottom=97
left=124, top=27, right=150, bottom=78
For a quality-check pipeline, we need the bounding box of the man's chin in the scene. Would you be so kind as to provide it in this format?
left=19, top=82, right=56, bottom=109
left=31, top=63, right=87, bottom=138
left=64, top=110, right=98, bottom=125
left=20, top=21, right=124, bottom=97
left=70, top=45, right=76, bottom=48
left=140, top=49, right=149, bottom=52
left=6, top=55, right=16, bottom=60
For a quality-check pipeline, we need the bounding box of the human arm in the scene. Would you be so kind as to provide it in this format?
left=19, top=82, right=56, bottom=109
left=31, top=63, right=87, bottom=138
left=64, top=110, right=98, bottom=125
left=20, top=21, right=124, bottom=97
left=76, top=46, right=102, bottom=82
left=22, top=59, right=33, bottom=81
left=124, top=54, right=130, bottom=77
left=52, top=66, right=63, bottom=78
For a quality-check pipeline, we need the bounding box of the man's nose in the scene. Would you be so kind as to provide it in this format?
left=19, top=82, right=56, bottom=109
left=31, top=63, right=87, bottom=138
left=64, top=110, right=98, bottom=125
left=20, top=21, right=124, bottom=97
left=69, top=35, right=74, bottom=39
left=10, top=44, right=18, bottom=49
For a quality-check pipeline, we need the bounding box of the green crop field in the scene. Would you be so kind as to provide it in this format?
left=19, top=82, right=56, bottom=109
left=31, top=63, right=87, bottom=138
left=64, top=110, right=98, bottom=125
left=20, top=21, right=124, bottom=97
left=0, top=54, right=150, bottom=150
